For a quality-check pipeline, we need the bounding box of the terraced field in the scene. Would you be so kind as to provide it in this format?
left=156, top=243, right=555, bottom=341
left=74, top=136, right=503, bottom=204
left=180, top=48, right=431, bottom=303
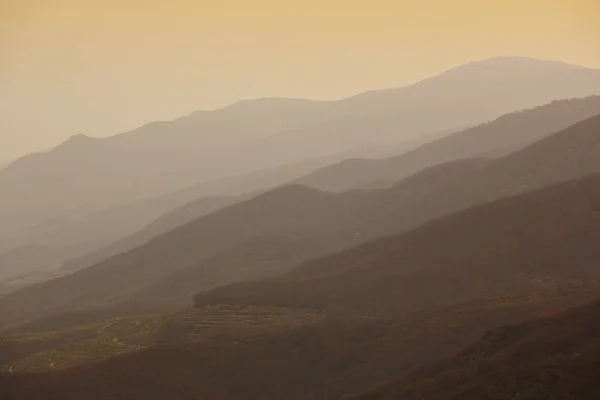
left=159, top=305, right=324, bottom=343
left=0, top=306, right=323, bottom=373
left=0, top=314, right=162, bottom=373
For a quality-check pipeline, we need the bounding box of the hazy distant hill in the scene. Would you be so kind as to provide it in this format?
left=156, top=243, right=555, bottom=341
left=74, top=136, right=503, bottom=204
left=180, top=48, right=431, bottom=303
left=2, top=113, right=600, bottom=329
left=296, top=95, right=600, bottom=191
left=0, top=156, right=338, bottom=285
left=0, top=245, right=67, bottom=294
left=2, top=57, right=600, bottom=248
left=3, top=92, right=599, bottom=292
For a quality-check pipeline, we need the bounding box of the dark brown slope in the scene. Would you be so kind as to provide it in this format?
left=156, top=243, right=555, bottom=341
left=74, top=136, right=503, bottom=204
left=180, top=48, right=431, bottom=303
left=3, top=286, right=600, bottom=400
left=356, top=297, right=600, bottom=400
left=296, top=95, right=600, bottom=192
left=195, top=174, right=600, bottom=315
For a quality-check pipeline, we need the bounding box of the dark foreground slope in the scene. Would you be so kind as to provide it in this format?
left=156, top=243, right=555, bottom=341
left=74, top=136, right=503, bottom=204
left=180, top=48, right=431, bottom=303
left=2, top=288, right=600, bottom=400
left=355, top=297, right=600, bottom=400
left=4, top=176, right=600, bottom=399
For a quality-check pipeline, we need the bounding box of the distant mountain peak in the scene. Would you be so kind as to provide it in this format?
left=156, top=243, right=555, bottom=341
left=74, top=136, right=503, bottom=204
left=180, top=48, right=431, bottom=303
left=461, top=56, right=585, bottom=71
left=218, top=97, right=319, bottom=113
left=180, top=97, right=320, bottom=122
left=63, top=133, right=97, bottom=144
left=52, top=133, right=101, bottom=154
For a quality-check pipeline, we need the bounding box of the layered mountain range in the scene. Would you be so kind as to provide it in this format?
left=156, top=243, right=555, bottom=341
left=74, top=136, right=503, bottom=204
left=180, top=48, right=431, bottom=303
left=2, top=56, right=600, bottom=400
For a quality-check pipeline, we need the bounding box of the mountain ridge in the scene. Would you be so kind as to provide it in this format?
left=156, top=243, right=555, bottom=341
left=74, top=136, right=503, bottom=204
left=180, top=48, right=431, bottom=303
left=296, top=96, right=600, bottom=191
left=3, top=57, right=599, bottom=248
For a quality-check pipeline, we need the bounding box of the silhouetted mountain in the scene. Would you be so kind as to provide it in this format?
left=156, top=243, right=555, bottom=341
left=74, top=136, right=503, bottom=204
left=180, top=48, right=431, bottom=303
left=2, top=57, right=599, bottom=250
left=296, top=95, right=600, bottom=191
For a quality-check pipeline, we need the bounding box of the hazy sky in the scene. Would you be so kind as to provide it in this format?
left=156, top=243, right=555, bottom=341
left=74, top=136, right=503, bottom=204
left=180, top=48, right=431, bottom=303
left=1, top=0, right=599, bottom=163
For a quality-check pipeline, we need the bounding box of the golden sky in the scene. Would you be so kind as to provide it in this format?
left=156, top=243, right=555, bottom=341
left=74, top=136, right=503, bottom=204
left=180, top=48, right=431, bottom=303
left=1, top=0, right=599, bottom=162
